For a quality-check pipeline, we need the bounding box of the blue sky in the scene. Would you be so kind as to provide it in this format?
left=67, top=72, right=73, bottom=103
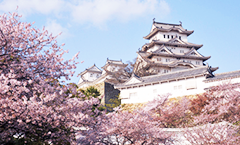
left=1, top=0, right=240, bottom=84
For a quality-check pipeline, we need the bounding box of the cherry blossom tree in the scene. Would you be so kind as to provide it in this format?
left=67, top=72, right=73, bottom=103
left=184, top=122, right=240, bottom=144
left=80, top=96, right=178, bottom=145
left=183, top=83, right=240, bottom=144
left=89, top=108, right=174, bottom=145
left=0, top=11, right=105, bottom=144
left=145, top=95, right=193, bottom=128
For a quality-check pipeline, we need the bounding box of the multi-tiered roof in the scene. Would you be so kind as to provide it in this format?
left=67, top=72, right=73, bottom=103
left=134, top=21, right=218, bottom=75
left=78, top=59, right=128, bottom=88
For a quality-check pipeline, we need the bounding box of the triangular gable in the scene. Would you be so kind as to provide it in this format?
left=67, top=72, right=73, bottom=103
left=124, top=74, right=143, bottom=85
left=152, top=45, right=173, bottom=54
left=168, top=37, right=186, bottom=45
left=185, top=48, right=204, bottom=57
left=87, top=65, right=102, bottom=72
left=150, top=23, right=157, bottom=33
left=169, top=60, right=196, bottom=68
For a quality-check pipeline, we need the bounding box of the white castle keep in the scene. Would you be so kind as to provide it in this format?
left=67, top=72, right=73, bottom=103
left=78, top=21, right=240, bottom=104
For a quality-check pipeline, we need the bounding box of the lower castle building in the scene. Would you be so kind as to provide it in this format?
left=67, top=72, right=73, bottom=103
left=78, top=21, right=240, bottom=104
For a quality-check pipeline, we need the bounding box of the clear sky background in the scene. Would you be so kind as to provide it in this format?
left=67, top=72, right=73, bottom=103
left=1, top=0, right=240, bottom=84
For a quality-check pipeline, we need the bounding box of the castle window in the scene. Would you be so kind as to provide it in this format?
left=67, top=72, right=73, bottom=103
left=180, top=50, right=184, bottom=53
left=196, top=61, right=200, bottom=65
left=164, top=69, right=169, bottom=73
left=191, top=52, right=196, bottom=55
left=161, top=49, right=166, bottom=52
left=171, top=35, right=173, bottom=39
left=178, top=85, right=182, bottom=89
left=163, top=35, right=166, bottom=38
left=129, top=92, right=137, bottom=98
left=179, top=36, right=181, bottom=40
left=90, top=73, right=93, bottom=77
left=174, top=86, right=178, bottom=90
left=167, top=35, right=169, bottom=39
left=157, top=58, right=161, bottom=61
left=166, top=59, right=170, bottom=62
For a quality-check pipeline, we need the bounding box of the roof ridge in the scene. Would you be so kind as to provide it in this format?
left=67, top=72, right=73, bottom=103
left=215, top=70, right=240, bottom=76
left=154, top=21, right=180, bottom=26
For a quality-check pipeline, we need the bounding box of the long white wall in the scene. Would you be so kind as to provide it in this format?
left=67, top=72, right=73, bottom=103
left=120, top=76, right=206, bottom=104
left=119, top=77, right=240, bottom=104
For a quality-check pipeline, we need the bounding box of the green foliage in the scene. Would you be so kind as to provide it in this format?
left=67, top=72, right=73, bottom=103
left=80, top=86, right=101, bottom=99
left=80, top=86, right=106, bottom=113
left=105, top=93, right=121, bottom=112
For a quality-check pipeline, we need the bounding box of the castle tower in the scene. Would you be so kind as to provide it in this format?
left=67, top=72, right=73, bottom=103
left=134, top=21, right=218, bottom=75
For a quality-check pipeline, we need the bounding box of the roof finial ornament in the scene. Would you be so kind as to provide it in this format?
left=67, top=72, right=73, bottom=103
left=153, top=18, right=155, bottom=23
left=138, top=48, right=140, bottom=51
left=179, top=21, right=182, bottom=26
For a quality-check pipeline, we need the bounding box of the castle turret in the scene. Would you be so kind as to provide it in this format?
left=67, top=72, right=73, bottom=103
left=134, top=21, right=216, bottom=75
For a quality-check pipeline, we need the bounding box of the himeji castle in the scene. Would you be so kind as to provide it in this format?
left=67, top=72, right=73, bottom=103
left=133, top=21, right=217, bottom=75
left=78, top=20, right=240, bottom=104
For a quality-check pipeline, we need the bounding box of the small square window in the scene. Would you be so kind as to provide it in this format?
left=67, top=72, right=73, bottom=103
left=180, top=50, right=184, bottom=53
left=178, top=85, right=182, bottom=89
left=166, top=59, right=170, bottom=62
left=164, top=70, right=169, bottom=73
left=167, top=35, right=169, bottom=39
left=179, top=36, right=181, bottom=40
left=171, top=35, right=173, bottom=39
left=163, top=35, right=166, bottom=38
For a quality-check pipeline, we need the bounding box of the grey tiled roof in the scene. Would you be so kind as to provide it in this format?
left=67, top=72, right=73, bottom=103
left=144, top=22, right=194, bottom=39
left=115, top=66, right=211, bottom=88
left=205, top=70, right=240, bottom=82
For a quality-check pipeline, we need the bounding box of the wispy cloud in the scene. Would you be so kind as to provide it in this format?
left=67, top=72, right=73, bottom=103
left=0, top=0, right=65, bottom=17
left=0, top=0, right=170, bottom=27
left=45, top=19, right=71, bottom=39
left=70, top=0, right=170, bottom=26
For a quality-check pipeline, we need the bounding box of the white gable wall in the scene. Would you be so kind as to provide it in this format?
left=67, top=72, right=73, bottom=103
left=170, top=47, right=191, bottom=54
left=83, top=72, right=101, bottom=81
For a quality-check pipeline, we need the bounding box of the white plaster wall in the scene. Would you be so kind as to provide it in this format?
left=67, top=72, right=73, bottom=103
left=120, top=76, right=240, bottom=104
left=152, top=55, right=202, bottom=66
left=120, top=76, right=206, bottom=104
left=106, top=65, right=124, bottom=72
left=150, top=32, right=188, bottom=42
left=78, top=77, right=84, bottom=84
left=83, top=72, right=101, bottom=81
left=180, top=59, right=203, bottom=66
left=78, top=83, right=91, bottom=88
left=171, top=66, right=190, bottom=72
left=170, top=47, right=191, bottom=54
left=158, top=56, right=177, bottom=63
